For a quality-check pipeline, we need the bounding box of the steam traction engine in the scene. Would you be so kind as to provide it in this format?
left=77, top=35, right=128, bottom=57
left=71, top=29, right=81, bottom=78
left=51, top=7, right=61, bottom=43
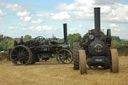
left=73, top=7, right=119, bottom=74
left=10, top=24, right=73, bottom=65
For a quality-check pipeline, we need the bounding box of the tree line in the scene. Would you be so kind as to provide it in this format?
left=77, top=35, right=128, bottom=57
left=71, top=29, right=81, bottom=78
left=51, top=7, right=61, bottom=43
left=0, top=34, right=32, bottom=51
left=0, top=33, right=127, bottom=51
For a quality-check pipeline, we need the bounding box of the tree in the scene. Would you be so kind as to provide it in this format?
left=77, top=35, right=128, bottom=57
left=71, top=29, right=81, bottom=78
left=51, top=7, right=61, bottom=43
left=57, top=38, right=64, bottom=42
left=122, top=40, right=128, bottom=47
left=111, top=36, right=124, bottom=49
left=24, top=35, right=32, bottom=41
left=112, top=40, right=122, bottom=49
left=0, top=34, right=3, bottom=41
left=0, top=36, right=14, bottom=51
left=68, top=33, right=82, bottom=48
left=112, top=36, right=121, bottom=42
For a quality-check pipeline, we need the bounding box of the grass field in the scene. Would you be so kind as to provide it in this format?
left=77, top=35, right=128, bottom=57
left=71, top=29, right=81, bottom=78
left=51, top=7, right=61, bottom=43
left=0, top=56, right=128, bottom=85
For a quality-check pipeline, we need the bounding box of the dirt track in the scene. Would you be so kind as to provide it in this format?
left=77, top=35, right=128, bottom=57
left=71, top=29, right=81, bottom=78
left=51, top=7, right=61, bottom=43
left=0, top=56, right=128, bottom=85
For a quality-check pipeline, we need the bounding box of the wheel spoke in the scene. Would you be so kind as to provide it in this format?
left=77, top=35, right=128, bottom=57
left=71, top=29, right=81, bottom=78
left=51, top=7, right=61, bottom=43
left=58, top=50, right=72, bottom=64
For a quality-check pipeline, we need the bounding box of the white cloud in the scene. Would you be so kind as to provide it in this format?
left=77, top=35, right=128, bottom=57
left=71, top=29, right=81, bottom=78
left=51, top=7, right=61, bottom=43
left=56, top=0, right=94, bottom=20
left=22, top=16, right=32, bottom=22
left=103, top=4, right=128, bottom=23
left=113, top=28, right=120, bottom=32
left=68, top=29, right=77, bottom=34
left=16, top=11, right=29, bottom=17
left=51, top=11, right=70, bottom=20
left=36, top=12, right=71, bottom=21
left=110, top=23, right=120, bottom=32
left=55, top=0, right=128, bottom=23
left=79, top=24, right=82, bottom=28
left=94, top=0, right=119, bottom=5
left=8, top=26, right=17, bottom=29
left=6, top=4, right=22, bottom=11
left=1, top=0, right=128, bottom=24
left=0, top=1, right=23, bottom=11
left=32, top=19, right=42, bottom=24
left=31, top=25, right=53, bottom=31
left=75, top=0, right=94, bottom=6
left=0, top=1, right=33, bottom=22
left=36, top=13, right=54, bottom=17
left=110, top=24, right=119, bottom=28
left=0, top=10, right=6, bottom=16
left=16, top=11, right=32, bottom=22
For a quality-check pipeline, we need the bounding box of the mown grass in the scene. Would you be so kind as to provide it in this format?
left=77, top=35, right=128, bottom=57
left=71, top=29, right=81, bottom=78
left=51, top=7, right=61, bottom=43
left=0, top=57, right=57, bottom=65
left=0, top=56, right=128, bottom=85
left=0, top=59, right=11, bottom=64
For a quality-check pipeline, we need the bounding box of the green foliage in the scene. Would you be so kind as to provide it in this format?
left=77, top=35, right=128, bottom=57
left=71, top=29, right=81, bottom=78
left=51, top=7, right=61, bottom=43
left=0, top=35, right=14, bottom=51
left=112, top=40, right=122, bottom=49
left=111, top=36, right=128, bottom=49
left=0, top=34, right=3, bottom=41
left=57, top=33, right=82, bottom=48
left=0, top=33, right=128, bottom=55
left=112, top=36, right=122, bottom=49
left=112, top=36, right=120, bottom=41
left=0, top=34, right=32, bottom=51
left=24, top=35, right=32, bottom=41
left=57, top=38, right=64, bottom=42
left=122, top=40, right=128, bottom=47
left=68, top=33, right=81, bottom=48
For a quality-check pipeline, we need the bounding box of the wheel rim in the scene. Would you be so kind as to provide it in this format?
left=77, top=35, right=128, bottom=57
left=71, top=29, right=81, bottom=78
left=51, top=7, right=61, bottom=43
left=56, top=54, right=61, bottom=63
left=10, top=45, right=32, bottom=65
left=111, top=49, right=119, bottom=73
left=58, top=49, right=73, bottom=64
left=79, top=50, right=87, bottom=74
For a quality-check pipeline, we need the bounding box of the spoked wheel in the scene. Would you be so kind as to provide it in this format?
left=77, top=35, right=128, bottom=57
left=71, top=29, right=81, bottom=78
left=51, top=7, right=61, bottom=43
left=57, top=49, right=73, bottom=64
left=10, top=45, right=33, bottom=65
left=79, top=50, right=87, bottom=74
left=111, top=49, right=119, bottom=73
left=56, top=54, right=61, bottom=63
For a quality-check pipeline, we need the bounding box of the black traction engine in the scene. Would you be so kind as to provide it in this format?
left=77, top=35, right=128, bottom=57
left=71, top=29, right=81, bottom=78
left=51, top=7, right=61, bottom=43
left=73, top=7, right=119, bottom=74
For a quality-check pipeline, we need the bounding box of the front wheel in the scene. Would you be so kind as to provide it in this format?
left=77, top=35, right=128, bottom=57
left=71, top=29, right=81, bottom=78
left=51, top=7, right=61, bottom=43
left=57, top=49, right=73, bottom=64
left=111, top=49, right=119, bottom=73
left=79, top=50, right=87, bottom=74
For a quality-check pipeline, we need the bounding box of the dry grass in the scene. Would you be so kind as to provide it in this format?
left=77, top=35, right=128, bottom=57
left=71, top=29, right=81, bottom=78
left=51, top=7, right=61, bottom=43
left=0, top=52, right=8, bottom=60
left=0, top=56, right=128, bottom=85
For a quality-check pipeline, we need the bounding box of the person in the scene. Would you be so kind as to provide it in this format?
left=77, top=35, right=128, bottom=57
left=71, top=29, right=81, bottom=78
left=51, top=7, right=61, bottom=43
left=14, top=38, right=18, bottom=47
left=20, top=36, right=24, bottom=44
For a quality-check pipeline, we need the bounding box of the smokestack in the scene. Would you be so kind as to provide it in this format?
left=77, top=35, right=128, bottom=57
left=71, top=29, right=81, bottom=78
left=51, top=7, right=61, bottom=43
left=63, top=23, right=68, bottom=44
left=94, top=7, right=101, bottom=37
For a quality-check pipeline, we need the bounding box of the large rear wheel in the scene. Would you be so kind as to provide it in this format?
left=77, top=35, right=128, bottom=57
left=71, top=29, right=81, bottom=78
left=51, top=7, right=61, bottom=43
left=111, top=49, right=119, bottom=73
left=79, top=50, right=87, bottom=74
left=10, top=45, right=33, bottom=65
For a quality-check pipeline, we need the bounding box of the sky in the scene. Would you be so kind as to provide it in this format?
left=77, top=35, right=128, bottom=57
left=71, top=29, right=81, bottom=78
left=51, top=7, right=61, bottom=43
left=0, top=0, right=128, bottom=39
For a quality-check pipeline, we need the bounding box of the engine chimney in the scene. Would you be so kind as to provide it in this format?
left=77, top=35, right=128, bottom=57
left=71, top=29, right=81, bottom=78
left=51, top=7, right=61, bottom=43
left=63, top=23, right=68, bottom=44
left=94, top=7, right=101, bottom=37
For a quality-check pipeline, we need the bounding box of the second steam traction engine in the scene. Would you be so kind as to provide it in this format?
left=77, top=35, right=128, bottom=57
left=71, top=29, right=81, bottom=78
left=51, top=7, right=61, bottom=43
left=9, top=24, right=73, bottom=65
